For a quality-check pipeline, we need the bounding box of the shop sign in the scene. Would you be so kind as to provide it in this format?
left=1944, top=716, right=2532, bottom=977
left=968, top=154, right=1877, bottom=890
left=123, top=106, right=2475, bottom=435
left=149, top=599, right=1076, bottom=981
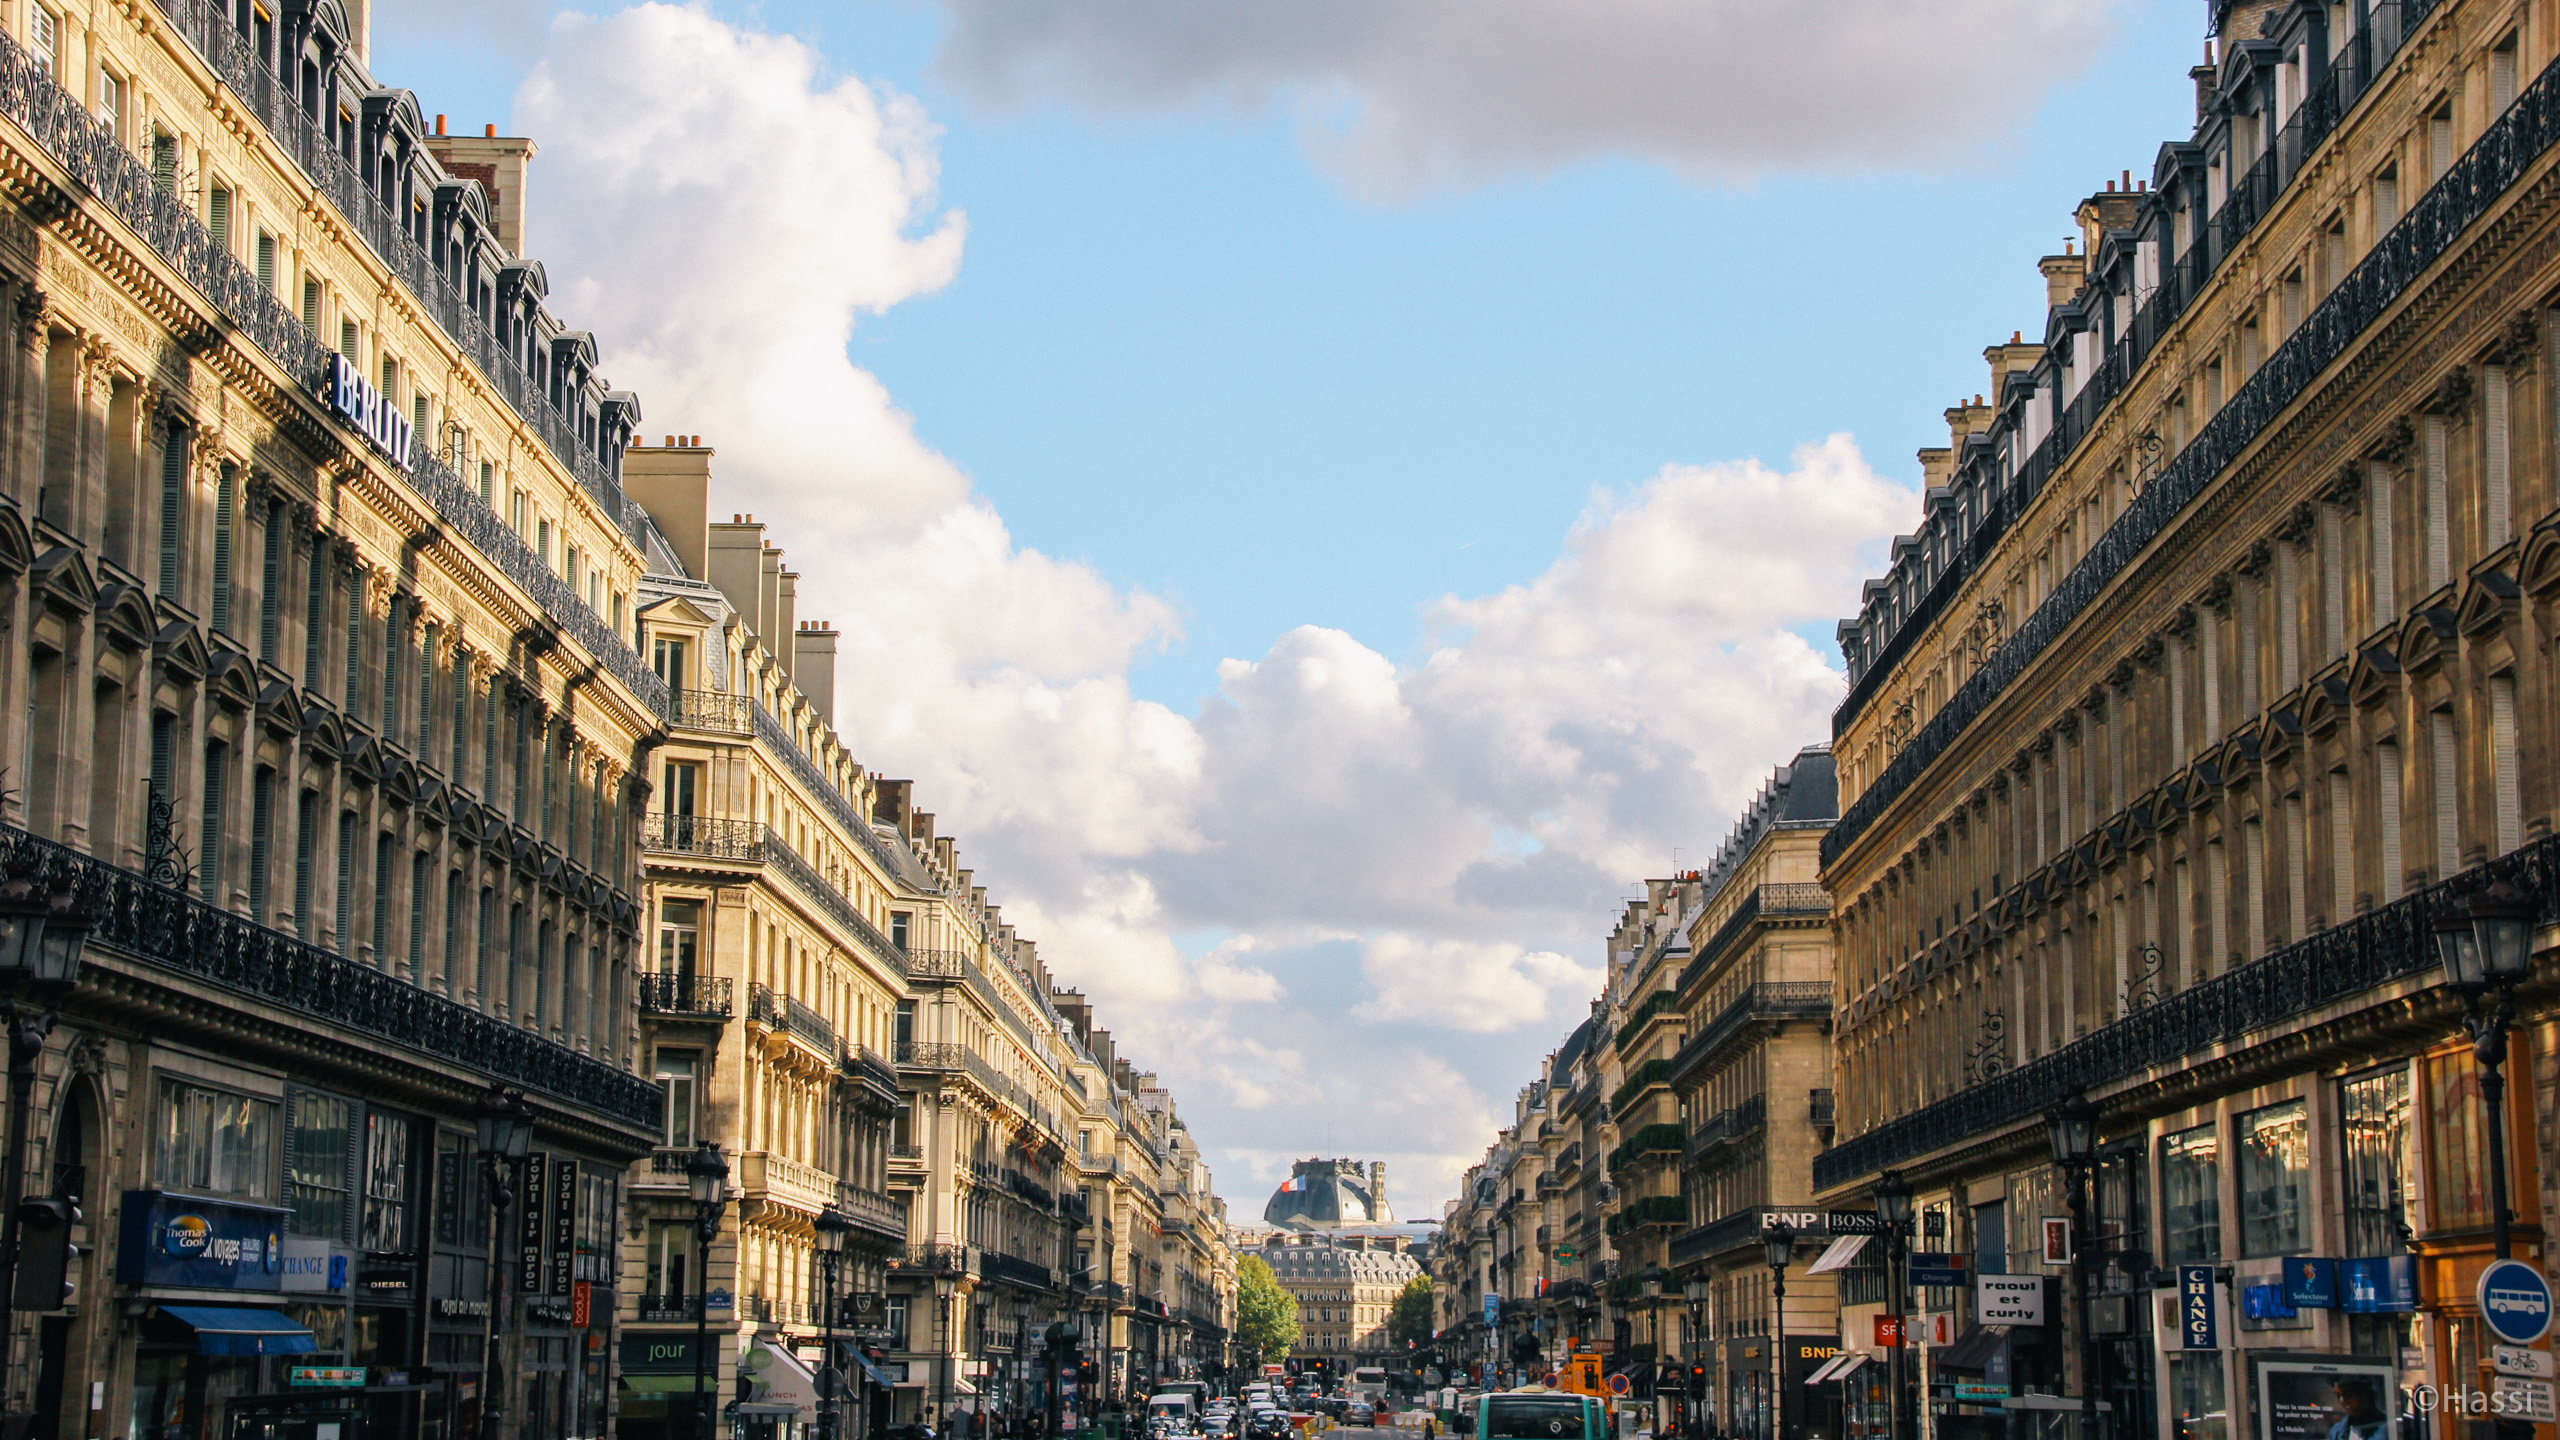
left=281, top=1239, right=348, bottom=1294
left=360, top=1265, right=415, bottom=1300
left=1755, top=1210, right=1882, bottom=1235
left=517, top=1156, right=549, bottom=1294
left=1953, top=1381, right=2009, bottom=1403
left=289, top=1367, right=366, bottom=1388
left=2479, top=1260, right=2555, bottom=1345
left=621, top=1334, right=702, bottom=1373
left=322, top=353, right=414, bottom=469
left=2281, top=1259, right=2336, bottom=1310
left=1975, top=1275, right=2043, bottom=1325
left=525, top=1295, right=574, bottom=1325
left=1910, top=1253, right=1966, bottom=1287
left=2341, top=1256, right=2418, bottom=1314
left=434, top=1299, right=491, bottom=1320
left=572, top=1280, right=592, bottom=1328
left=1873, top=1317, right=1903, bottom=1348
left=549, top=1158, right=577, bottom=1297
left=2039, top=1219, right=2071, bottom=1265
left=2179, top=1266, right=2219, bottom=1350
left=115, top=1190, right=286, bottom=1291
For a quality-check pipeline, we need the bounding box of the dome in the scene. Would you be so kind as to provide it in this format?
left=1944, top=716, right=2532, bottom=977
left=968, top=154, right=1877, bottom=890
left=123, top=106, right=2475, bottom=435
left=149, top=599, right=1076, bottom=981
left=1265, top=1158, right=1396, bottom=1230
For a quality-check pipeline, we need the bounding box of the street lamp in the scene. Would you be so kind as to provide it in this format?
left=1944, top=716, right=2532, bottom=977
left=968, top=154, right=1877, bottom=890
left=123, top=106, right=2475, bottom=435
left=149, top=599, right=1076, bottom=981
left=2438, top=881, right=2540, bottom=1258
left=2046, top=1093, right=2100, bottom=1440
left=1762, top=1224, right=1793, bottom=1440
left=689, top=1141, right=731, bottom=1440
left=470, top=1087, right=534, bottom=1440
left=817, top=1208, right=853, bottom=1440
left=0, top=877, right=86, bottom=1354
left=1874, top=1171, right=1915, bottom=1440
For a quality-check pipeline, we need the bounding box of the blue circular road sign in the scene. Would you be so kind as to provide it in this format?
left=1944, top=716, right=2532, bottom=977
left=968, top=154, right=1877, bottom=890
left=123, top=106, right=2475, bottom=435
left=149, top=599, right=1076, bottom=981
left=2478, top=1260, right=2554, bottom=1345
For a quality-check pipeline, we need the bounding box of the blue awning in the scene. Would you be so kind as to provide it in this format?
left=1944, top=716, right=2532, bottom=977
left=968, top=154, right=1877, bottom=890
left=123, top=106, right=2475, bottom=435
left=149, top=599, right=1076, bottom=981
left=849, top=1350, right=897, bottom=1391
left=156, top=1305, right=319, bottom=1356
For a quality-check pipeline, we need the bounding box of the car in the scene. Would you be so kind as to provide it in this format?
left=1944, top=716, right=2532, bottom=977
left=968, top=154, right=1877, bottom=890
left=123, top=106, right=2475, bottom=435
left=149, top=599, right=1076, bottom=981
left=1346, top=1404, right=1377, bottom=1428
left=1247, top=1414, right=1291, bottom=1440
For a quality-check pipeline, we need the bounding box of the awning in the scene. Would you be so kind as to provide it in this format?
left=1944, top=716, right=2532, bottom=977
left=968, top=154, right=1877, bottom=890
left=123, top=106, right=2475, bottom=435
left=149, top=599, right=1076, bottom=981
left=621, top=1376, right=724, bottom=1395
left=849, top=1351, right=900, bottom=1391
left=1806, top=1354, right=1860, bottom=1384
left=155, top=1305, right=318, bottom=1357
left=742, top=1344, right=818, bottom=1415
left=1930, top=1325, right=2010, bottom=1374
left=1825, top=1356, right=1872, bottom=1385
left=1805, top=1236, right=1873, bottom=1275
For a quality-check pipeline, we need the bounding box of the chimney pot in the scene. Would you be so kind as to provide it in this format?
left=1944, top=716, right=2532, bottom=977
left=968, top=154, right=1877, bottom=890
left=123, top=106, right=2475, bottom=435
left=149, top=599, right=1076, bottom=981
left=435, top=114, right=447, bottom=135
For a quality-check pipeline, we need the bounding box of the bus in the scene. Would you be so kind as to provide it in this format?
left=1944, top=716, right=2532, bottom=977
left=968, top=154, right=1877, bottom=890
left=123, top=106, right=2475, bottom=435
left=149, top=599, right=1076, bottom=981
left=1350, top=1369, right=1390, bottom=1406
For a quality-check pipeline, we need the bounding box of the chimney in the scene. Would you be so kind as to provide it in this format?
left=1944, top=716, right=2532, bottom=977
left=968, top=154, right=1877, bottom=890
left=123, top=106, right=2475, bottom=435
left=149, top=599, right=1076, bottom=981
left=871, top=778, right=912, bottom=828
left=794, top=623, right=838, bottom=725
left=422, top=131, right=538, bottom=255
left=759, top=546, right=784, bottom=652
left=775, top=571, right=799, bottom=678
left=706, top=517, right=767, bottom=634
left=623, top=438, right=713, bottom=579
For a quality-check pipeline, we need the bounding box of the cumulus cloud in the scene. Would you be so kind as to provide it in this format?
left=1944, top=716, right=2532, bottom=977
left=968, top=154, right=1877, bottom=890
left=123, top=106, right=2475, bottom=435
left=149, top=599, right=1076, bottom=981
left=513, top=3, right=1916, bottom=1207
left=931, top=0, right=2122, bottom=197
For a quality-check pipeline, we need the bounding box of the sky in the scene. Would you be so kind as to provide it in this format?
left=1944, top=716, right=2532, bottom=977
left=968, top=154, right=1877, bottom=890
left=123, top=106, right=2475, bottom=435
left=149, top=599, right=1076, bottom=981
left=372, top=0, right=2204, bottom=1218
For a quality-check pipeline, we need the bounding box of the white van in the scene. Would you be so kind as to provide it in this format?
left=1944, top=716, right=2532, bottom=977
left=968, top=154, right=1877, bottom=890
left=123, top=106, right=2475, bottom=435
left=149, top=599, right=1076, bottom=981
left=1151, top=1393, right=1201, bottom=1429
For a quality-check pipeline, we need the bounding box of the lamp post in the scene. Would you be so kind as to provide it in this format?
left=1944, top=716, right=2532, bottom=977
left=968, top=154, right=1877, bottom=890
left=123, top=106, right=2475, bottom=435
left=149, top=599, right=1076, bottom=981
left=0, top=877, right=87, bottom=1421
left=1682, top=1276, right=1708, bottom=1435
left=2046, top=1092, right=2099, bottom=1440
left=1873, top=1171, right=1915, bottom=1440
left=817, top=1208, right=853, bottom=1440
left=1014, top=1296, right=1034, bottom=1426
left=688, top=1141, right=731, bottom=1440
left=472, top=1087, right=535, bottom=1440
left=1762, top=1224, right=1793, bottom=1440
left=2436, top=881, right=2538, bottom=1258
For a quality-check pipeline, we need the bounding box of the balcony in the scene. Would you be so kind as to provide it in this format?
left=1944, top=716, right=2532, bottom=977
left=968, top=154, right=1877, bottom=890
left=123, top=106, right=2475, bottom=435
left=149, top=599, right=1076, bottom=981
left=980, top=1249, right=1056, bottom=1291
left=639, top=971, right=733, bottom=1019
left=893, top=1245, right=971, bottom=1275
left=669, top=687, right=753, bottom=734
left=637, top=1293, right=704, bottom=1324
left=902, top=948, right=970, bottom=981
left=1603, top=1195, right=1688, bottom=1238
left=1666, top=982, right=1832, bottom=1087
left=643, top=813, right=762, bottom=861
left=0, top=822, right=658, bottom=1132
left=1682, top=1094, right=1767, bottom=1167
left=844, top=1045, right=901, bottom=1100
left=747, top=983, right=839, bottom=1059
left=840, top=1185, right=911, bottom=1243
left=738, top=1150, right=839, bottom=1216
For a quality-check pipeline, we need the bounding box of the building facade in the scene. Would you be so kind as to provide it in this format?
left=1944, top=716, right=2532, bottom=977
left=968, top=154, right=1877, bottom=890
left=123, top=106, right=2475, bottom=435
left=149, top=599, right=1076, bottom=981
left=0, top=2, right=679, bottom=1439
left=1820, top=1, right=2560, bottom=1437
left=1254, top=1233, right=1422, bottom=1377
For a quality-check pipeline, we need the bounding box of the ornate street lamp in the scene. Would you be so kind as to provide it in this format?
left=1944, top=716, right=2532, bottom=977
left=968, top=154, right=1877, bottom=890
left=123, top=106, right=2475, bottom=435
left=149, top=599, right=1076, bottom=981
left=2045, top=1095, right=2099, bottom=1440
left=0, top=875, right=86, bottom=1393
left=471, top=1088, right=535, bottom=1440
left=2439, top=881, right=2541, bottom=1258
left=689, top=1141, right=731, bottom=1440
left=817, top=1207, right=854, bottom=1440
left=1874, top=1172, right=1915, bottom=1440
left=1762, top=1224, right=1794, bottom=1440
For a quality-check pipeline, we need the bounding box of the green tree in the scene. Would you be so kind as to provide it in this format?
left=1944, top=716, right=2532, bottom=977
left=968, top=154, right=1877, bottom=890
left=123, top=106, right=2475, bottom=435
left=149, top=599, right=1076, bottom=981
left=1237, top=1254, right=1300, bottom=1362
left=1387, top=1274, right=1435, bottom=1349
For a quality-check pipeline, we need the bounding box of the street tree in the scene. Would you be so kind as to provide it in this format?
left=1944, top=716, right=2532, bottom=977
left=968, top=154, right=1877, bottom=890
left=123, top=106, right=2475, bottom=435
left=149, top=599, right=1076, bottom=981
left=1387, top=1274, right=1435, bottom=1349
left=1237, top=1254, right=1300, bottom=1362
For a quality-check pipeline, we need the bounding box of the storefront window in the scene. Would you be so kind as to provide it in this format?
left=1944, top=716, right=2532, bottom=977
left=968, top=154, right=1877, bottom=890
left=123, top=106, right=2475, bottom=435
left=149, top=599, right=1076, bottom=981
left=288, top=1090, right=351, bottom=1239
left=2426, top=1049, right=2492, bottom=1231
left=434, top=1130, right=484, bottom=1247
left=156, top=1078, right=277, bottom=1201
left=363, top=1110, right=412, bottom=1253
left=2341, top=1065, right=2412, bottom=1256
left=2162, top=1123, right=2221, bottom=1264
left=2172, top=1353, right=2226, bottom=1440
left=2238, top=1100, right=2310, bottom=1256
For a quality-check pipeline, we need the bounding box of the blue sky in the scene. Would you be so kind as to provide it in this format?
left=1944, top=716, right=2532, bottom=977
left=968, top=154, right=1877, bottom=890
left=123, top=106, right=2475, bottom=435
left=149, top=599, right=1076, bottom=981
left=386, top=0, right=2197, bottom=710
left=393, top=0, right=2213, bottom=1200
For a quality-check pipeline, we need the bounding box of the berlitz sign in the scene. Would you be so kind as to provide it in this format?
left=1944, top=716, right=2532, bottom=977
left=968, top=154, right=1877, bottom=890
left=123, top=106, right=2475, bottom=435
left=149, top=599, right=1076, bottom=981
left=322, top=353, right=413, bottom=469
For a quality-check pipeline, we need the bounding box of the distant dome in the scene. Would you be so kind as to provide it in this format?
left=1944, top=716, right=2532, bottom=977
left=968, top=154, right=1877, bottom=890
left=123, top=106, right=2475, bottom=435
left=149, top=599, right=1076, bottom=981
left=1265, top=1158, right=1396, bottom=1230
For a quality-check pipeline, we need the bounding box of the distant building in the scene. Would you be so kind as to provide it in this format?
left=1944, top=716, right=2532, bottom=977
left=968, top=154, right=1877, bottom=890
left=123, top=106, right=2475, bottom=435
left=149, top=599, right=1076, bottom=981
left=1265, top=1158, right=1397, bottom=1229
left=1256, top=1233, right=1423, bottom=1372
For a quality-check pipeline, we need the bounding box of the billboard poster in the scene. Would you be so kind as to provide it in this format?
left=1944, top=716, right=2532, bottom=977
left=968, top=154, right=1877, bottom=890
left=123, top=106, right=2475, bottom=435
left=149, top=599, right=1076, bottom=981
left=2254, top=1356, right=2397, bottom=1440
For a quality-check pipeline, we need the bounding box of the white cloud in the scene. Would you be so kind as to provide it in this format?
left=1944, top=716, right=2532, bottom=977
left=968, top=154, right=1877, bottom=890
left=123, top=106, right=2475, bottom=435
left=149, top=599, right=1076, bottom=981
left=513, top=3, right=1917, bottom=1223
left=1354, top=937, right=1597, bottom=1033
left=930, top=0, right=2122, bottom=197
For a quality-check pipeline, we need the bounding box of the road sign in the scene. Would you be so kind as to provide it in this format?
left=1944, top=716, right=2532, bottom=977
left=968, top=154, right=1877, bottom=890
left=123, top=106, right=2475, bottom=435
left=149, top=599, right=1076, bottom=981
left=1605, top=1374, right=1629, bottom=1397
left=2497, top=1376, right=2558, bottom=1423
left=2479, top=1260, right=2555, bottom=1345
left=2496, top=1345, right=2556, bottom=1379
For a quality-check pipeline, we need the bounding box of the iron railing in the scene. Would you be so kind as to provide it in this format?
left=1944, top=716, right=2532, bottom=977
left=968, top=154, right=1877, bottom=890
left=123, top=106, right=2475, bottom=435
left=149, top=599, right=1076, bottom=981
left=754, top=702, right=910, bottom=880
left=0, top=822, right=658, bottom=1129
left=846, top=1045, right=901, bottom=1097
left=636, top=1294, right=703, bottom=1323
left=1813, top=829, right=2560, bottom=1188
left=1665, top=982, right=1832, bottom=1086
left=1829, top=31, right=2560, bottom=866
left=1679, top=886, right=1832, bottom=993
left=642, top=813, right=761, bottom=860
left=758, top=830, right=907, bottom=974
left=638, top=971, right=733, bottom=1018
left=668, top=688, right=753, bottom=733
left=894, top=1245, right=971, bottom=1274
left=746, top=982, right=838, bottom=1056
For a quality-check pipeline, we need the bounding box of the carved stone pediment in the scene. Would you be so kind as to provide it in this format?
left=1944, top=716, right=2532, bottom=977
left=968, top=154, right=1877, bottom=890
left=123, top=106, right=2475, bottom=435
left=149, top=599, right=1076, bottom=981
left=2349, top=644, right=2403, bottom=708
left=2457, top=563, right=2523, bottom=638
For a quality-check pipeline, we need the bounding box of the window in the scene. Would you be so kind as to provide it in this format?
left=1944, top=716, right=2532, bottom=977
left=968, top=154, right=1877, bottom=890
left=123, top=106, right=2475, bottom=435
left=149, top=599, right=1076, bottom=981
left=207, top=186, right=231, bottom=254
left=2161, top=1122, right=2220, bottom=1263
left=340, top=321, right=357, bottom=357
left=885, top=1295, right=909, bottom=1347
left=152, top=131, right=177, bottom=195
left=657, top=899, right=701, bottom=974
left=2430, top=104, right=2455, bottom=182
left=644, top=1219, right=694, bottom=1300
left=199, top=741, right=227, bottom=901
left=31, top=6, right=58, bottom=75
left=156, top=1078, right=277, bottom=1201
left=2492, top=35, right=2520, bottom=113
left=2237, top=1099, right=2309, bottom=1256
left=2172, top=1354, right=2225, bottom=1440
left=656, top=1051, right=697, bottom=1148
left=301, top=278, right=321, bottom=332
left=537, top=518, right=553, bottom=570
left=478, top=461, right=495, bottom=506
left=285, top=1090, right=351, bottom=1239
left=361, top=1110, right=411, bottom=1253
left=97, top=69, right=123, bottom=143
left=256, top=233, right=277, bottom=294
left=2341, top=1065, right=2411, bottom=1257
left=891, top=912, right=911, bottom=952
left=433, top=1131, right=482, bottom=1247
left=2426, top=1049, right=2494, bottom=1230
left=2375, top=166, right=2400, bottom=229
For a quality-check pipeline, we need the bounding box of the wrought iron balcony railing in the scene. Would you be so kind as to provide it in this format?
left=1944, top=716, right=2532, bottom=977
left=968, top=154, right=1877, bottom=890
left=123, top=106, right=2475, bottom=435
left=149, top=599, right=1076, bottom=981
left=638, top=971, right=734, bottom=1018
left=642, top=814, right=762, bottom=861
left=1665, top=982, right=1831, bottom=1086
left=0, top=822, right=658, bottom=1130
left=746, top=982, right=839, bottom=1057
left=845, top=1045, right=901, bottom=1097
left=636, top=1294, right=704, bottom=1323
left=668, top=688, right=753, bottom=734
left=894, top=1244, right=971, bottom=1275
left=1813, top=830, right=2560, bottom=1189
left=1829, top=34, right=2560, bottom=867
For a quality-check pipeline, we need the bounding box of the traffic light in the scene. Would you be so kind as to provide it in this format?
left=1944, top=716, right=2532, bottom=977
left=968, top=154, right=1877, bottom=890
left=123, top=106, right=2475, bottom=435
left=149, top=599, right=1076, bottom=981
left=11, top=1197, right=75, bottom=1311
left=1686, top=1364, right=1707, bottom=1400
